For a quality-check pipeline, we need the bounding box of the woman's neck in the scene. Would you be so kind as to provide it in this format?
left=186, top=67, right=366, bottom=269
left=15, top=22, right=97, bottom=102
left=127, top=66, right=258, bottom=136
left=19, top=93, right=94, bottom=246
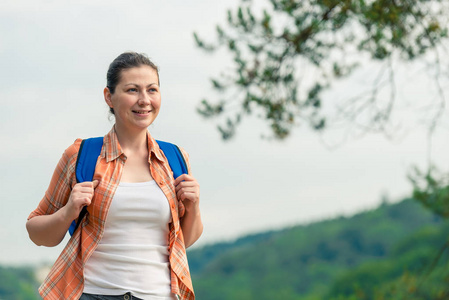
left=114, top=124, right=148, bottom=152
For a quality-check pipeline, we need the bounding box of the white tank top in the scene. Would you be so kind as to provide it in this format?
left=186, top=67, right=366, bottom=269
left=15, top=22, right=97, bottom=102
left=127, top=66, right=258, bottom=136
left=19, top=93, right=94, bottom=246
left=83, top=181, right=177, bottom=300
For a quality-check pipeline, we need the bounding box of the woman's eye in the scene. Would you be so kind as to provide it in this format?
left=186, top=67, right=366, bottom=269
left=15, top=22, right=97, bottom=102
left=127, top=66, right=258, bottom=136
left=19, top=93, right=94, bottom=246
left=149, top=88, right=158, bottom=93
left=128, top=88, right=138, bottom=92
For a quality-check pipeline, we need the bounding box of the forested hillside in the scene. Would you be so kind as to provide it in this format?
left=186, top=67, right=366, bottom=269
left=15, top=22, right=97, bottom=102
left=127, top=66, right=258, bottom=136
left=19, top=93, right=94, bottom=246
left=188, top=199, right=449, bottom=299
left=0, top=266, right=40, bottom=299
left=3, top=198, right=448, bottom=299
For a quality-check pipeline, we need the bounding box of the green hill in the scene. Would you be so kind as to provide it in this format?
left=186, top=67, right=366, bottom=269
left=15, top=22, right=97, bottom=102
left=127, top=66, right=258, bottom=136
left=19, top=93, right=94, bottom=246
left=3, top=198, right=449, bottom=299
left=188, top=199, right=449, bottom=299
left=0, top=265, right=40, bottom=299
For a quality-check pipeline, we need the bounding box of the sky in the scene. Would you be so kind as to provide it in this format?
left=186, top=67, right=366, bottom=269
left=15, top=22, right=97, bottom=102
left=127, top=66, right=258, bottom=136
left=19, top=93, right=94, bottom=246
left=1, top=0, right=448, bottom=266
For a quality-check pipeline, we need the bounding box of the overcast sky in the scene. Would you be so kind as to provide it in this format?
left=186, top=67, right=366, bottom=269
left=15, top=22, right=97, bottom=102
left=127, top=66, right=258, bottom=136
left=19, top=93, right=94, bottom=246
left=1, top=0, right=448, bottom=266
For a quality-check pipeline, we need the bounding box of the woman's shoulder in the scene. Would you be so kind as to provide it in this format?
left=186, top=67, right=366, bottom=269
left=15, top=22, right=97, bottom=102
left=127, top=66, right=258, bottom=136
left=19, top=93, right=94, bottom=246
left=175, top=145, right=191, bottom=173
left=59, top=138, right=83, bottom=165
left=64, top=138, right=83, bottom=156
left=177, top=145, right=189, bottom=159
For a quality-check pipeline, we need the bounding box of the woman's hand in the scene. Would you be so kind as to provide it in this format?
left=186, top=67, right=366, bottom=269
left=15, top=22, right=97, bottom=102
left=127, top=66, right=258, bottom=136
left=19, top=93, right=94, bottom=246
left=174, top=174, right=200, bottom=212
left=63, top=180, right=99, bottom=221
left=174, top=174, right=203, bottom=248
left=26, top=180, right=99, bottom=247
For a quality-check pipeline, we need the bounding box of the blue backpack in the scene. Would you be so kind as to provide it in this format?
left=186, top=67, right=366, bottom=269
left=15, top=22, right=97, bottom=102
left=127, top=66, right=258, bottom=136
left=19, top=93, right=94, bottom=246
left=68, top=137, right=188, bottom=235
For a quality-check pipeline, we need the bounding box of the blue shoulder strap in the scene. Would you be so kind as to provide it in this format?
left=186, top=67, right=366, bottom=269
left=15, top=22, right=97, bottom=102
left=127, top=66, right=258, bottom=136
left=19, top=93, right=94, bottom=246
left=68, top=137, right=103, bottom=236
left=75, top=137, right=104, bottom=183
left=156, top=140, right=188, bottom=179
left=68, top=137, right=187, bottom=236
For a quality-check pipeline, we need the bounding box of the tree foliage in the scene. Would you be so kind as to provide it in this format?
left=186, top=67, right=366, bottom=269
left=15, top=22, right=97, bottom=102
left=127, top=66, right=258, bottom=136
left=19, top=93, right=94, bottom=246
left=409, top=166, right=449, bottom=218
left=194, top=0, right=449, bottom=140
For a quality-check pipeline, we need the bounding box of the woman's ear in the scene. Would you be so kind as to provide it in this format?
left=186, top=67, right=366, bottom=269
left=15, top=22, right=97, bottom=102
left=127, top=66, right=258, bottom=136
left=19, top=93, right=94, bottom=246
left=104, top=87, right=113, bottom=109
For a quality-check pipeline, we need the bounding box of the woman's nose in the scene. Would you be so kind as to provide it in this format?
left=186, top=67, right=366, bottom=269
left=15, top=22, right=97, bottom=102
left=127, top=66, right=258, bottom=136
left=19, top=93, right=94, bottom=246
left=138, top=92, right=151, bottom=105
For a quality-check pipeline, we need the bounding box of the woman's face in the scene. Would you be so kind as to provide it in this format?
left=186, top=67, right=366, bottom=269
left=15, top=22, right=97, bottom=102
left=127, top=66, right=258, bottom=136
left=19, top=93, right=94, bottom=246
left=105, top=65, right=161, bottom=133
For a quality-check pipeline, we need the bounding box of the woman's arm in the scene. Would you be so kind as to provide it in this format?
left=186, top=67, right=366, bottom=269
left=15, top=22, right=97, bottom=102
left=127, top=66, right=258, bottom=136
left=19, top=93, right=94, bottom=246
left=26, top=205, right=73, bottom=247
left=26, top=139, right=96, bottom=247
left=174, top=174, right=203, bottom=248
left=26, top=181, right=98, bottom=247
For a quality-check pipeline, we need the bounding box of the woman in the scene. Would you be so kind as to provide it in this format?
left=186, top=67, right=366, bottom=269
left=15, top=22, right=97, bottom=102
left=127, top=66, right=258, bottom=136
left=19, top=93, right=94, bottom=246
left=26, top=52, right=203, bottom=300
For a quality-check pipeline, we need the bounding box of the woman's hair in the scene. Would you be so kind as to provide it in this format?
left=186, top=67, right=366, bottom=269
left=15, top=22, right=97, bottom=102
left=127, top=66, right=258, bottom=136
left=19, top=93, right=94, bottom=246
left=107, top=52, right=160, bottom=115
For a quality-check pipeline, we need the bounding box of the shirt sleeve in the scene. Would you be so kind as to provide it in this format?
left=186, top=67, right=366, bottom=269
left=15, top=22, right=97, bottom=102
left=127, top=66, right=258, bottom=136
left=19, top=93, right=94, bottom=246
left=27, top=139, right=82, bottom=220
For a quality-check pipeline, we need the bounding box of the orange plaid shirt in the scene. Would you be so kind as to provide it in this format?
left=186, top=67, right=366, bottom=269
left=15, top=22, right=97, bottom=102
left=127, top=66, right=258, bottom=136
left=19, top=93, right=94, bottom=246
left=28, top=127, right=195, bottom=300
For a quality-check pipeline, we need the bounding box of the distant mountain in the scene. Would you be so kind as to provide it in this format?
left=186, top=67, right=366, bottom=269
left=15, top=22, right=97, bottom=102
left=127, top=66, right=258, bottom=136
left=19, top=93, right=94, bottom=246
left=188, top=199, right=449, bottom=299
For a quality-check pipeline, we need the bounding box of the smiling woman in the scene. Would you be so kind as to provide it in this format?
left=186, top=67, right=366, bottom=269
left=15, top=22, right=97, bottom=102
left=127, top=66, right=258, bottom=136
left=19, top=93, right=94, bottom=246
left=105, top=65, right=162, bottom=141
left=25, top=52, right=203, bottom=300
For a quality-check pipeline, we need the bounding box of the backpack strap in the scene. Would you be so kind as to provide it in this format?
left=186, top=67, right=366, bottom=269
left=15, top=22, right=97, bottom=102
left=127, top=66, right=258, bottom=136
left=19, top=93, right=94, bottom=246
left=75, top=137, right=104, bottom=183
left=156, top=140, right=189, bottom=179
left=68, top=137, right=103, bottom=236
left=68, top=137, right=187, bottom=236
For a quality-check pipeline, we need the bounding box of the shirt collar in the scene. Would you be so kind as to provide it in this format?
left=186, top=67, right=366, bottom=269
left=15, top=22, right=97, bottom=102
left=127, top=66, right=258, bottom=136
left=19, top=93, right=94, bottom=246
left=103, top=126, right=124, bottom=162
left=103, top=126, right=166, bottom=163
left=146, top=130, right=166, bottom=163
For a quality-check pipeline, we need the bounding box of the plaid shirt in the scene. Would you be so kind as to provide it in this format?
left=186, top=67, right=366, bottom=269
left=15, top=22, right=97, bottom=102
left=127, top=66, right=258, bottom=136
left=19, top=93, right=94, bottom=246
left=28, top=127, right=195, bottom=300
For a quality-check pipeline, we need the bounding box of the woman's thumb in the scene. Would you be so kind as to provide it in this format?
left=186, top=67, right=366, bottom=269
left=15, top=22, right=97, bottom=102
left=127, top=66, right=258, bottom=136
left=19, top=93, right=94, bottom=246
left=93, top=180, right=100, bottom=188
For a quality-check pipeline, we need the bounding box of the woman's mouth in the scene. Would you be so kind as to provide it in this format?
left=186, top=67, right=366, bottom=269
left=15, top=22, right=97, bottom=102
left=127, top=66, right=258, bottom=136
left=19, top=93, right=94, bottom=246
left=133, top=110, right=151, bottom=115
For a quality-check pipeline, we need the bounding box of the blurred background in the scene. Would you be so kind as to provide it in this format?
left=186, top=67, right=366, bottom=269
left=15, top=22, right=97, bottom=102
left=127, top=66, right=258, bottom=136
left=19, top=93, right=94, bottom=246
left=1, top=0, right=449, bottom=299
